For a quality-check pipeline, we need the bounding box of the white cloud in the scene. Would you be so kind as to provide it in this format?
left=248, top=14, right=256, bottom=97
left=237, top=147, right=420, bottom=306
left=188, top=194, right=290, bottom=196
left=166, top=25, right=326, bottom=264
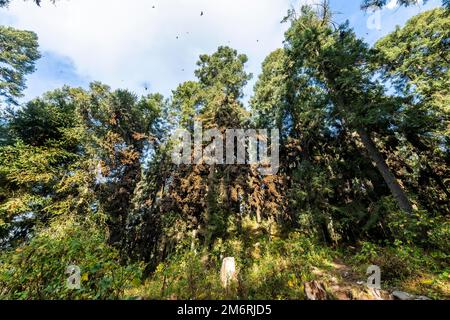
left=0, top=0, right=441, bottom=102
left=0, top=0, right=316, bottom=99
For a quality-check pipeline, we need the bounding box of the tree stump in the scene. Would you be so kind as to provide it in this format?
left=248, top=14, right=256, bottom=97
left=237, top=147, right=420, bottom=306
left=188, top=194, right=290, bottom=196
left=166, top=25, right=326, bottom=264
left=304, top=281, right=329, bottom=300
left=220, top=257, right=237, bottom=288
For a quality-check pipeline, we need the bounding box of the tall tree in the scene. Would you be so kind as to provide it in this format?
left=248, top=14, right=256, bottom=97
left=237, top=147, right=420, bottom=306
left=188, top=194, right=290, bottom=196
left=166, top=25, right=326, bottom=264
left=251, top=48, right=390, bottom=243
left=163, top=47, right=252, bottom=247
left=143, top=46, right=285, bottom=260
left=73, top=83, right=165, bottom=247
left=374, top=8, right=450, bottom=213
left=0, top=88, right=86, bottom=248
left=375, top=8, right=449, bottom=140
left=283, top=6, right=413, bottom=214
left=0, top=26, right=40, bottom=105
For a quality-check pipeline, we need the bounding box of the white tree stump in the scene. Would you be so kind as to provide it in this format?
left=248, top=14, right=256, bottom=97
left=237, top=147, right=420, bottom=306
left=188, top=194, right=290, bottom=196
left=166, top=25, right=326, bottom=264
left=220, top=257, right=237, bottom=288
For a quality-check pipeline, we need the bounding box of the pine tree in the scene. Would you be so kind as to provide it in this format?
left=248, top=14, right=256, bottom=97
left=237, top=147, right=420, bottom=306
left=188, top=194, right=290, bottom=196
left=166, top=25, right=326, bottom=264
left=0, top=26, right=40, bottom=105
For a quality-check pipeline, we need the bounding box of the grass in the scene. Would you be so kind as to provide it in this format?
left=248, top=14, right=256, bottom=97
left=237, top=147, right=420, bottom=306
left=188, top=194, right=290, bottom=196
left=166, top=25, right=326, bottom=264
left=124, top=231, right=450, bottom=300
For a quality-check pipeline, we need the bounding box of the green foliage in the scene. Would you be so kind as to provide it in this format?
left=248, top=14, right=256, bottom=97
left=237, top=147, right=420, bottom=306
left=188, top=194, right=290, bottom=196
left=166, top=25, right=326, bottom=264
left=135, top=232, right=336, bottom=300
left=385, top=209, right=450, bottom=251
left=0, top=142, right=80, bottom=245
left=351, top=240, right=449, bottom=288
left=9, top=87, right=79, bottom=147
left=142, top=250, right=224, bottom=300
left=0, top=88, right=87, bottom=248
left=195, top=46, right=252, bottom=101
left=0, top=216, right=143, bottom=300
left=0, top=3, right=449, bottom=300
left=0, top=26, right=40, bottom=105
left=374, top=8, right=450, bottom=181
left=72, top=83, right=166, bottom=246
left=354, top=241, right=379, bottom=262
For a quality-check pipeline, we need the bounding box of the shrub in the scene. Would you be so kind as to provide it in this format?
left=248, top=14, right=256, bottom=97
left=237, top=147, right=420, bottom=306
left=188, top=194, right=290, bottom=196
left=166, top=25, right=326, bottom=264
left=138, top=232, right=336, bottom=300
left=0, top=216, right=143, bottom=300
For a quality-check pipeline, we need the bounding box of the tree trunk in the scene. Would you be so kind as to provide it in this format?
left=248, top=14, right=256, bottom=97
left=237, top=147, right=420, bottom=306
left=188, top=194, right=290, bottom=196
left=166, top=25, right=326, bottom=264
left=357, top=128, right=413, bottom=214
left=204, top=163, right=216, bottom=247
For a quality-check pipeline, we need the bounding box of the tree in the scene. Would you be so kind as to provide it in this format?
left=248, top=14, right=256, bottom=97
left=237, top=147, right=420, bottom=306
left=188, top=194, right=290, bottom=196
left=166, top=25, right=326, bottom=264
left=132, top=46, right=287, bottom=263
left=282, top=6, right=413, bottom=214
left=0, top=88, right=85, bottom=248
left=9, top=88, right=79, bottom=147
left=0, top=26, right=40, bottom=105
left=374, top=8, right=450, bottom=213
left=251, top=48, right=392, bottom=244
left=73, top=83, right=165, bottom=247
left=162, top=47, right=252, bottom=247
left=375, top=8, right=449, bottom=138
left=361, top=0, right=450, bottom=10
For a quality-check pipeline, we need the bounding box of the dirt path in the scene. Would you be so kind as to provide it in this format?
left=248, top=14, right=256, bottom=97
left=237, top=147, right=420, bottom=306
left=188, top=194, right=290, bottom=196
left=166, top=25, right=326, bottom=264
left=308, top=259, right=394, bottom=300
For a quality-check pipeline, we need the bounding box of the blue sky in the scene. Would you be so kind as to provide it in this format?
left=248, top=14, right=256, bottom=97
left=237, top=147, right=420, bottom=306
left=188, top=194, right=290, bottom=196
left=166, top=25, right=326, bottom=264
left=0, top=0, right=442, bottom=105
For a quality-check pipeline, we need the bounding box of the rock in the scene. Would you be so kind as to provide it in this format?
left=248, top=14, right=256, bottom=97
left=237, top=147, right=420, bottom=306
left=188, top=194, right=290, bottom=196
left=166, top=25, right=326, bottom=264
left=220, top=257, right=237, bottom=288
left=304, top=281, right=329, bottom=300
left=392, top=291, right=432, bottom=300
left=392, top=291, right=415, bottom=300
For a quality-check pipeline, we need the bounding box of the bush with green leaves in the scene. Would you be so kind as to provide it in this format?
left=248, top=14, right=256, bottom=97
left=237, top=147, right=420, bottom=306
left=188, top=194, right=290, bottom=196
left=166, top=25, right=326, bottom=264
left=0, top=216, right=143, bottom=300
left=350, top=239, right=449, bottom=289
left=137, top=230, right=337, bottom=300
left=386, top=209, right=450, bottom=251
